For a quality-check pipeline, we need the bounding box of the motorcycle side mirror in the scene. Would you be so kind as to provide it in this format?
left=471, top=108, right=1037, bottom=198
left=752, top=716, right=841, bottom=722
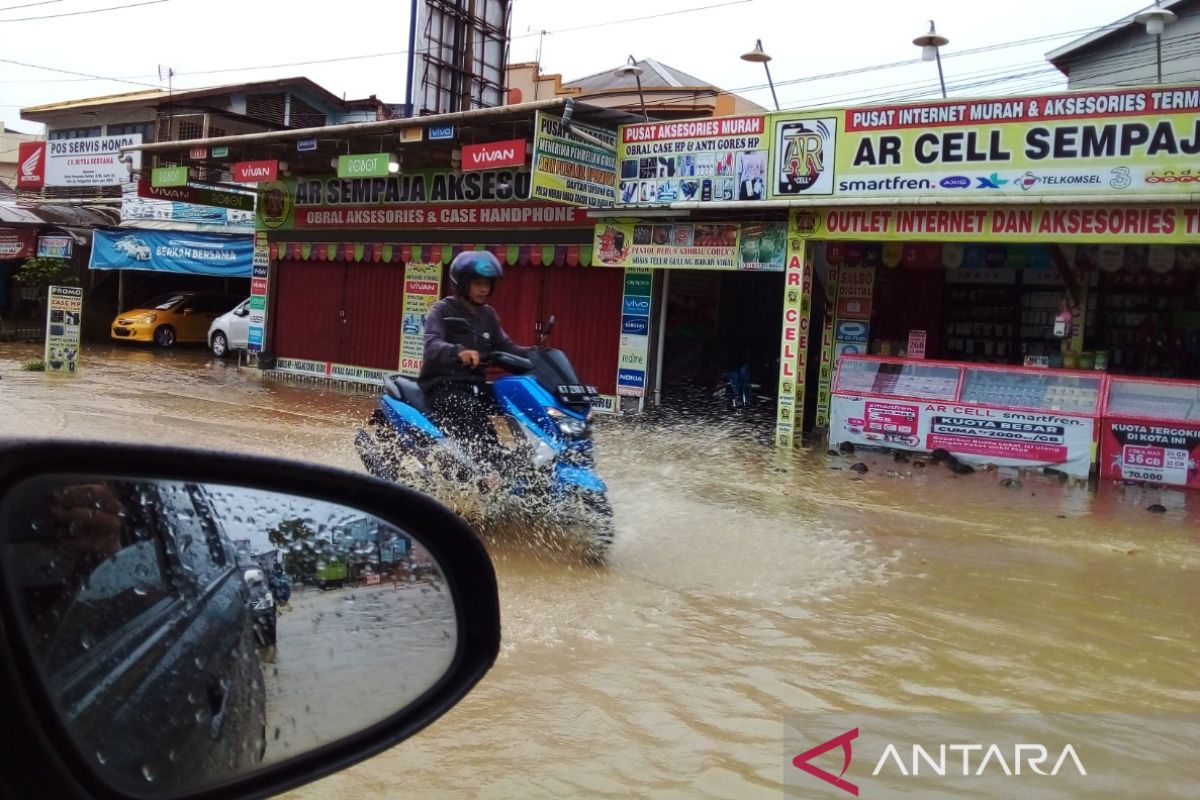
left=443, top=316, right=471, bottom=332
left=0, top=438, right=499, bottom=800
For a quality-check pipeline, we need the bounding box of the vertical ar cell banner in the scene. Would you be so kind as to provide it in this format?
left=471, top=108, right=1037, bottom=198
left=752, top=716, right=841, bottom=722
left=815, top=259, right=840, bottom=429
left=776, top=238, right=812, bottom=448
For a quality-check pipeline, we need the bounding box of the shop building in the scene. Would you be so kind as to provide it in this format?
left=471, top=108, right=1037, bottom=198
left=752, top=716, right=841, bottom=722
left=590, top=82, right=1200, bottom=486
left=122, top=98, right=640, bottom=400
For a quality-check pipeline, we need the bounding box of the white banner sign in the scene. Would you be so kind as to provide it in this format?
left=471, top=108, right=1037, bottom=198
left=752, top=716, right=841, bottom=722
left=46, top=134, right=142, bottom=187
left=830, top=395, right=1095, bottom=478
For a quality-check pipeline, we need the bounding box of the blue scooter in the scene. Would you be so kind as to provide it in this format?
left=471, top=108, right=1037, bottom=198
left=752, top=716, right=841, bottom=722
left=354, top=316, right=614, bottom=560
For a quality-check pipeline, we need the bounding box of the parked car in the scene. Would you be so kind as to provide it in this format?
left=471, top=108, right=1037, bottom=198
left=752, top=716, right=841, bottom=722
left=110, top=291, right=234, bottom=348
left=2, top=477, right=267, bottom=793
left=208, top=297, right=252, bottom=358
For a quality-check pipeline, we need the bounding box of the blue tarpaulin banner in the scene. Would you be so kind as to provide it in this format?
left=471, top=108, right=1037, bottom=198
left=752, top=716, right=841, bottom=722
left=90, top=229, right=252, bottom=277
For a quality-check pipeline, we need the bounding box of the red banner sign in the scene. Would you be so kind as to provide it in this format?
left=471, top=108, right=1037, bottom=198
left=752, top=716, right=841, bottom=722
left=16, top=141, right=45, bottom=189
left=291, top=203, right=588, bottom=229
left=233, top=160, right=278, bottom=183
left=1101, top=420, right=1200, bottom=489
left=462, top=139, right=526, bottom=171
left=0, top=228, right=36, bottom=259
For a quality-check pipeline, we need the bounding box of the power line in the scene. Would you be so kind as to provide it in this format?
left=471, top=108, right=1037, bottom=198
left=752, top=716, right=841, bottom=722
left=0, top=0, right=167, bottom=22
left=0, top=56, right=163, bottom=89
left=0, top=0, right=60, bottom=11
left=512, top=0, right=754, bottom=39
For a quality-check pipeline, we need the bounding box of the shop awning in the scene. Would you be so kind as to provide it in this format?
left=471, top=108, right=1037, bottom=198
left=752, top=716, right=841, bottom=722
left=0, top=201, right=120, bottom=227
left=271, top=240, right=594, bottom=267
left=89, top=229, right=252, bottom=277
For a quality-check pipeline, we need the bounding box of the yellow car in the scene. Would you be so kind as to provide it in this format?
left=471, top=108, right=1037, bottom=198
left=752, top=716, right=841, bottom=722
left=111, top=292, right=234, bottom=348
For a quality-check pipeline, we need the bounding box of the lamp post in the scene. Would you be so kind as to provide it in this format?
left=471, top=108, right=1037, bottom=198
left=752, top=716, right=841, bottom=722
left=740, top=39, right=779, bottom=111
left=912, top=20, right=949, bottom=99
left=1135, top=2, right=1177, bottom=84
left=615, top=56, right=649, bottom=121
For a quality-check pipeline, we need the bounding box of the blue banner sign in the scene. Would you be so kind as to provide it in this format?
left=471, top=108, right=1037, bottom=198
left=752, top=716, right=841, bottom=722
left=90, top=229, right=253, bottom=277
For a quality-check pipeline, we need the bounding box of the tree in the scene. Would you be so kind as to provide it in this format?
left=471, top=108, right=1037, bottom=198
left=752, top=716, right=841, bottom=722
left=13, top=257, right=77, bottom=326
left=14, top=256, right=77, bottom=293
left=267, top=517, right=320, bottom=581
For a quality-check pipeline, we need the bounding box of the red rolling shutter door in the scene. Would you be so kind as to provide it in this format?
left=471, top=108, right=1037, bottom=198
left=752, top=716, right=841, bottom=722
left=272, top=259, right=342, bottom=363
left=489, top=265, right=623, bottom=395
left=339, top=261, right=410, bottom=369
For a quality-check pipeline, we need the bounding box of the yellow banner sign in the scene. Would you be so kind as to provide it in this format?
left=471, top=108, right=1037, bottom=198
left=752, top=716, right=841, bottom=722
left=768, top=86, right=1200, bottom=200
left=531, top=112, right=617, bottom=207
left=790, top=204, right=1200, bottom=243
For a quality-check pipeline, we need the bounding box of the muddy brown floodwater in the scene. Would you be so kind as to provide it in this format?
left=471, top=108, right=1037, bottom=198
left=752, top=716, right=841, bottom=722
left=2, top=342, right=1197, bottom=798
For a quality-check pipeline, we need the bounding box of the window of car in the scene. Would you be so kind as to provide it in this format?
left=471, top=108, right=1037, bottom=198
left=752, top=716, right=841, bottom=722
left=139, top=294, right=187, bottom=311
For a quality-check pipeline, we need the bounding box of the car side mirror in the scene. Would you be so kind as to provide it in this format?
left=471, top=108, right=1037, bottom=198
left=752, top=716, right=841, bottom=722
left=237, top=307, right=250, bottom=317
left=0, top=439, right=500, bottom=800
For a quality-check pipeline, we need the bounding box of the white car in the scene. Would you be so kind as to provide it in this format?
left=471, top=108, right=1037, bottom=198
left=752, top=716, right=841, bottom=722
left=208, top=298, right=252, bottom=357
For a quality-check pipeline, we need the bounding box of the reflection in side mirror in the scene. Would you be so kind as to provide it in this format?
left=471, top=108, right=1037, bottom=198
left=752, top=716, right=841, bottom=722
left=0, top=476, right=458, bottom=796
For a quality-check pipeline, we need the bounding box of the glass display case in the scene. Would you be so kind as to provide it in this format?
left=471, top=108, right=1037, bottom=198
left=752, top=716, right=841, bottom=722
left=960, top=367, right=1103, bottom=416
left=833, top=357, right=959, bottom=401
left=1103, top=377, right=1200, bottom=421
left=830, top=355, right=1102, bottom=479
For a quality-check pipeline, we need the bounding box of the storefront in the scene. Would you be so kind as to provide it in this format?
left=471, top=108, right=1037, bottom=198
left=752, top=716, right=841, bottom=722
left=592, top=84, right=1200, bottom=485
left=253, top=169, right=626, bottom=396
left=593, top=115, right=794, bottom=408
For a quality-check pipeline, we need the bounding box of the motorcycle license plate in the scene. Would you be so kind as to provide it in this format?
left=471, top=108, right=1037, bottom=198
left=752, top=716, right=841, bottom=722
left=556, top=384, right=597, bottom=400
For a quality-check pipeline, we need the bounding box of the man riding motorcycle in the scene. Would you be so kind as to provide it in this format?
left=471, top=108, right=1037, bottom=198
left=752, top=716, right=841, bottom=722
left=418, top=251, right=535, bottom=475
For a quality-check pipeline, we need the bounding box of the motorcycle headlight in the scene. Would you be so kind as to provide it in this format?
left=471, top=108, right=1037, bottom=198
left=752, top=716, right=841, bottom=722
left=546, top=407, right=588, bottom=437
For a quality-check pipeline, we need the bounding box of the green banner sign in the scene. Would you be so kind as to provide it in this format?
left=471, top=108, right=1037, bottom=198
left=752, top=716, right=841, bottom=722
left=337, top=153, right=391, bottom=179
left=151, top=166, right=188, bottom=187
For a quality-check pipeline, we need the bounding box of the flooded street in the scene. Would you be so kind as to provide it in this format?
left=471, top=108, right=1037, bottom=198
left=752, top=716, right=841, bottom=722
left=2, top=342, right=1198, bottom=798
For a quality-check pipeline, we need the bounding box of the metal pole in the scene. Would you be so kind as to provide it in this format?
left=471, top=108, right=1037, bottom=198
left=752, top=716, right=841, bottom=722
left=653, top=269, right=670, bottom=407
left=634, top=72, right=649, bottom=121
left=1156, top=34, right=1163, bottom=84
left=404, top=0, right=419, bottom=116
left=763, top=61, right=780, bottom=111
left=934, top=49, right=947, bottom=99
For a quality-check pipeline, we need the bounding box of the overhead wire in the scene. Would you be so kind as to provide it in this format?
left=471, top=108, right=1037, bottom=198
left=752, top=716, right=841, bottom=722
left=0, top=0, right=167, bottom=22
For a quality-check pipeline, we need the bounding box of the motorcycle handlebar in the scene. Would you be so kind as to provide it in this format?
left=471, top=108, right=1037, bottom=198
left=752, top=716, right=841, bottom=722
left=480, top=351, right=534, bottom=372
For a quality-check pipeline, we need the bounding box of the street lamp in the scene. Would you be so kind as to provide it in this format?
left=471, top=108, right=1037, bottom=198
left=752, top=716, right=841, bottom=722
left=740, top=39, right=779, bottom=111
left=615, top=55, right=649, bottom=121
left=913, top=20, right=949, bottom=99
left=1135, top=1, right=1177, bottom=84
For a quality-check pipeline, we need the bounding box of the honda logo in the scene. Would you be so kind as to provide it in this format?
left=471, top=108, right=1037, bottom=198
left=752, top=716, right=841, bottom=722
left=16, top=141, right=45, bottom=189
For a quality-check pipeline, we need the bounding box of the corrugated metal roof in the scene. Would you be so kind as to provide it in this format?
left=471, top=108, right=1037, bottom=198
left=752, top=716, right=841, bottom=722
left=0, top=201, right=120, bottom=227
left=1046, top=0, right=1191, bottom=67
left=565, top=59, right=716, bottom=92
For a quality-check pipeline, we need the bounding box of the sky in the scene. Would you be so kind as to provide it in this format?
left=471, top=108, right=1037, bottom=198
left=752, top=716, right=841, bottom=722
left=0, top=0, right=1160, bottom=134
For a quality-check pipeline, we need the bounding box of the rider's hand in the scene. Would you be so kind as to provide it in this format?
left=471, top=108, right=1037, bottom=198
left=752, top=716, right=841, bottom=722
left=458, top=348, right=481, bottom=367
